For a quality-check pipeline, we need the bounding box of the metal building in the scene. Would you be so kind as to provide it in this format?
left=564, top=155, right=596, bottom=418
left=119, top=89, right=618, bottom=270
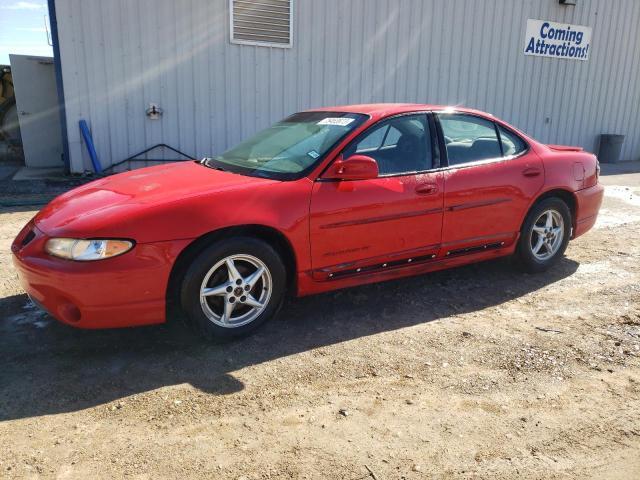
left=49, top=0, right=640, bottom=173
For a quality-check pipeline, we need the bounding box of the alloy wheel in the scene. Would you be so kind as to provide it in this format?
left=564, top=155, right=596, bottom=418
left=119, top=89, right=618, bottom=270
left=529, top=209, right=564, bottom=261
left=199, top=254, right=272, bottom=328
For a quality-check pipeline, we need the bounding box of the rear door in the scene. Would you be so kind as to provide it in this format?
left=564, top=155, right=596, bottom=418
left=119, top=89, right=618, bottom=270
left=436, top=112, right=544, bottom=254
left=309, top=113, right=444, bottom=279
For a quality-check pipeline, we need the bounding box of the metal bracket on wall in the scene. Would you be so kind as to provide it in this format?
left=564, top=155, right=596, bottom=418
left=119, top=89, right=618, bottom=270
left=146, top=103, right=163, bottom=120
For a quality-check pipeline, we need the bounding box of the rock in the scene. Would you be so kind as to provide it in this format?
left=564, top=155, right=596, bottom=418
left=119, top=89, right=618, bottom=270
left=412, top=464, right=422, bottom=472
left=339, top=409, right=349, bottom=417
left=405, top=399, right=415, bottom=405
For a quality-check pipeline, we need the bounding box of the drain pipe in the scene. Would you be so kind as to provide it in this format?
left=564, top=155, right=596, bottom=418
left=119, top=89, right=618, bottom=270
left=79, top=119, right=102, bottom=173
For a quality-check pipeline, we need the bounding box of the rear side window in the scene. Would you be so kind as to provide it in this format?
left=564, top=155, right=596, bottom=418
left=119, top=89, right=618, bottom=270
left=498, top=125, right=527, bottom=156
left=438, top=113, right=501, bottom=165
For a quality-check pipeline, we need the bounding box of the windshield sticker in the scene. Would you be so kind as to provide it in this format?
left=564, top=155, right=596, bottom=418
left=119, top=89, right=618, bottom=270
left=307, top=150, right=320, bottom=159
left=317, top=117, right=355, bottom=127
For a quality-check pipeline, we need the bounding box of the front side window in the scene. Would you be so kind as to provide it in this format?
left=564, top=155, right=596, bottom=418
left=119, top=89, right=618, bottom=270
left=204, top=111, right=367, bottom=180
left=438, top=113, right=502, bottom=165
left=344, top=114, right=432, bottom=175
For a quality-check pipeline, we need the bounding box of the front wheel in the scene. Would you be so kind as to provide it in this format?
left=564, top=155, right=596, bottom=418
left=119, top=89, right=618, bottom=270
left=180, top=237, right=286, bottom=339
left=516, top=198, right=571, bottom=273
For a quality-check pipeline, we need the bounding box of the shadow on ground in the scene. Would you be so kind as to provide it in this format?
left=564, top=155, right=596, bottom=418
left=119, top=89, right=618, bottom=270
left=0, top=257, right=579, bottom=421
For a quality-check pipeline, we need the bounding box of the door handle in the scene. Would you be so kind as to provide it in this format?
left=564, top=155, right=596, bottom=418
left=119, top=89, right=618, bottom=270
left=415, top=183, right=438, bottom=195
left=522, top=167, right=542, bottom=177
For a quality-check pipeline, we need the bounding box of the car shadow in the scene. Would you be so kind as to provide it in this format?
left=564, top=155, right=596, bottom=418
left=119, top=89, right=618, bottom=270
left=0, top=256, right=579, bottom=421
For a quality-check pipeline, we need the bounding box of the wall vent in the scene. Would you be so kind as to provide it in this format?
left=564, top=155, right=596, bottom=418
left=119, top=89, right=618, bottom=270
left=230, top=0, right=293, bottom=48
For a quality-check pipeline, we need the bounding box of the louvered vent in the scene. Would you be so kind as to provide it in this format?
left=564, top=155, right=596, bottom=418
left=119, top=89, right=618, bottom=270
left=231, top=0, right=292, bottom=47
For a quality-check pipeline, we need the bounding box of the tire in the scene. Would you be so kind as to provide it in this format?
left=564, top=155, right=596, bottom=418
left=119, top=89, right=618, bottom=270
left=516, top=197, right=572, bottom=273
left=180, top=237, right=286, bottom=339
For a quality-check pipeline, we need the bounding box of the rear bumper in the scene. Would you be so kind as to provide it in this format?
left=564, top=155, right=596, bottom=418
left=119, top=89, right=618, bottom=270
left=11, top=222, right=190, bottom=329
left=573, top=183, right=604, bottom=238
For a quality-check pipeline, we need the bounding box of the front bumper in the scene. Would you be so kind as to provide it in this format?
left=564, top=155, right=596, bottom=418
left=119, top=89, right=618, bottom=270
left=573, top=183, right=605, bottom=238
left=11, top=221, right=191, bottom=329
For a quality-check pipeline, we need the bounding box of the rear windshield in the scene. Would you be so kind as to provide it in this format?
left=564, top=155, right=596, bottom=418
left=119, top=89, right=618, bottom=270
left=203, top=111, right=367, bottom=180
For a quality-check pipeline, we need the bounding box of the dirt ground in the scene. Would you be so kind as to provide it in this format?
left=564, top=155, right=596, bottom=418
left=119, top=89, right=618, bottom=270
left=1, top=163, right=639, bottom=479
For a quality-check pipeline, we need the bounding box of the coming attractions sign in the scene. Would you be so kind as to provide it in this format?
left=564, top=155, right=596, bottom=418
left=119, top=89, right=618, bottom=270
left=524, top=19, right=592, bottom=61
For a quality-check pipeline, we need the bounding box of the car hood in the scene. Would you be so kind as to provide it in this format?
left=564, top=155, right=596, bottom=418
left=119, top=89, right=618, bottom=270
left=34, top=161, right=277, bottom=239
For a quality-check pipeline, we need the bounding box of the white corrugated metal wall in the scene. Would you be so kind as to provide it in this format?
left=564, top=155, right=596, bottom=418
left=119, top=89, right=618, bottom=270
left=54, top=0, right=640, bottom=173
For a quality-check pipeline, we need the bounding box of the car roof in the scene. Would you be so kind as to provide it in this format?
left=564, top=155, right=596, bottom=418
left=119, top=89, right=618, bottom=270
left=307, top=103, right=491, bottom=119
left=303, top=103, right=539, bottom=150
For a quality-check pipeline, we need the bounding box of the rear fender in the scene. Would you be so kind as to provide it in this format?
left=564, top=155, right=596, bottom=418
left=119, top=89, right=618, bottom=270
left=541, top=148, right=598, bottom=191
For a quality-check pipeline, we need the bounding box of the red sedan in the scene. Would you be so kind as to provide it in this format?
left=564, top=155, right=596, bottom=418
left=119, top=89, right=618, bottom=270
left=12, top=104, right=603, bottom=338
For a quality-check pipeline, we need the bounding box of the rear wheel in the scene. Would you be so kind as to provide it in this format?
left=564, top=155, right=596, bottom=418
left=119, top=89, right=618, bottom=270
left=180, top=237, right=286, bottom=339
left=516, top=197, right=571, bottom=273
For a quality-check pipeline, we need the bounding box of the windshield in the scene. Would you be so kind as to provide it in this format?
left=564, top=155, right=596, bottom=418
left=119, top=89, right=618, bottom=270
left=203, top=111, right=367, bottom=180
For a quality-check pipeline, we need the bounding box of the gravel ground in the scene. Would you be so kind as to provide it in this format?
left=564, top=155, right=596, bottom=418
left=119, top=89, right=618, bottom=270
left=0, top=164, right=639, bottom=479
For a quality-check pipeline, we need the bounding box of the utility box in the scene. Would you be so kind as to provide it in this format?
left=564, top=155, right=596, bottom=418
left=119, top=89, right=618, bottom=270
left=598, top=134, right=625, bottom=163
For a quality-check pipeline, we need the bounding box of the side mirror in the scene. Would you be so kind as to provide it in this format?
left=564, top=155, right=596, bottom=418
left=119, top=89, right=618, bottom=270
left=322, top=154, right=379, bottom=181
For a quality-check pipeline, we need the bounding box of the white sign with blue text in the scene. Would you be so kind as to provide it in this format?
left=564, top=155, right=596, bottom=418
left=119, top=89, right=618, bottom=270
left=524, top=19, right=592, bottom=61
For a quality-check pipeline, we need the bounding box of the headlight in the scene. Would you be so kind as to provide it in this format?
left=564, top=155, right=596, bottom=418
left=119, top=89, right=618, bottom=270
left=45, top=238, right=134, bottom=261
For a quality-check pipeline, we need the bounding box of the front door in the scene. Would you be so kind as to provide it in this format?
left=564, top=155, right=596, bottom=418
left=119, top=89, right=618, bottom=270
left=309, top=113, right=444, bottom=279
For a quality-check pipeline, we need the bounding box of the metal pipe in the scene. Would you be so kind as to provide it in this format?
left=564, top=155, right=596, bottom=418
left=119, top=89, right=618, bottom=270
left=79, top=119, right=102, bottom=173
